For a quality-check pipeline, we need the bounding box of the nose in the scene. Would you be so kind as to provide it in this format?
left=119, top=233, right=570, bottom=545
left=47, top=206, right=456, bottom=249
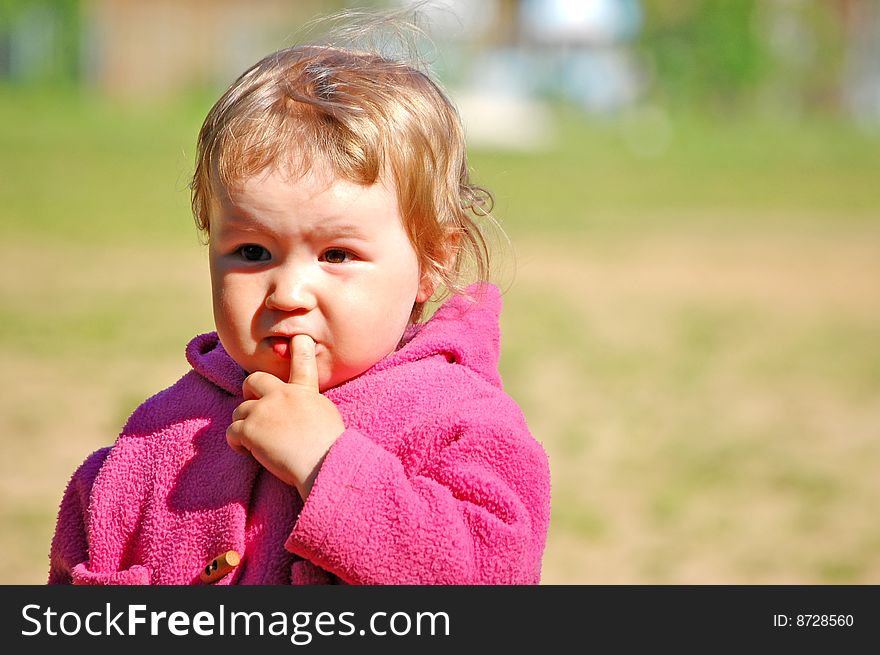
left=265, top=261, right=317, bottom=313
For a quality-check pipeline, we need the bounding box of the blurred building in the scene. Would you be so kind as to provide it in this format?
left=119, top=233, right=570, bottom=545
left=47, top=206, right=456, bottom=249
left=407, top=0, right=643, bottom=112
left=81, top=0, right=333, bottom=99
left=0, top=0, right=345, bottom=99
left=1, top=0, right=879, bottom=128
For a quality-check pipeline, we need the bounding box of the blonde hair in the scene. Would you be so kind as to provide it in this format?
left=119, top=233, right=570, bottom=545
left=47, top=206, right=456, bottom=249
left=190, top=34, right=497, bottom=320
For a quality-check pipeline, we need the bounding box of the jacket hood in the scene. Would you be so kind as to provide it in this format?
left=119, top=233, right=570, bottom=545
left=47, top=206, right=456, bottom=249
left=186, top=283, right=503, bottom=395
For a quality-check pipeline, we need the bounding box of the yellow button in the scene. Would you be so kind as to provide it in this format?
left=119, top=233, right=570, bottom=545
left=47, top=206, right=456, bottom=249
left=200, top=549, right=241, bottom=584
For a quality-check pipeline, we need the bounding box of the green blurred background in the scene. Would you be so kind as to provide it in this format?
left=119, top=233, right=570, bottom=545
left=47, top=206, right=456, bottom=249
left=2, top=0, right=878, bottom=583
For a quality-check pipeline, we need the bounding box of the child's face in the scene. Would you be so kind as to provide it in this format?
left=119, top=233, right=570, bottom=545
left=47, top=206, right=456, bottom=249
left=208, top=165, right=431, bottom=391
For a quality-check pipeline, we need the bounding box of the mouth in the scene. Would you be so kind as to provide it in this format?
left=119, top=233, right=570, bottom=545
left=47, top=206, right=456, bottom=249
left=266, top=335, right=319, bottom=359
left=267, top=336, right=291, bottom=359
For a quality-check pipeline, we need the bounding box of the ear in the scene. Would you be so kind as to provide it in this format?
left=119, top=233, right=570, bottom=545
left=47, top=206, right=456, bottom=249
left=415, top=229, right=460, bottom=304
left=416, top=270, right=437, bottom=304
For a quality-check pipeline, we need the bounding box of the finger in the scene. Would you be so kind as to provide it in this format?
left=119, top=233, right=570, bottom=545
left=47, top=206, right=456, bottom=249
left=231, top=400, right=255, bottom=423
left=242, top=371, right=280, bottom=400
left=288, top=334, right=318, bottom=390
left=225, top=421, right=252, bottom=457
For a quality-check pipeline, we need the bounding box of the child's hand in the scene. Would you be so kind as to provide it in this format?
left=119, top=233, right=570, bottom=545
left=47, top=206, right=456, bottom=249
left=226, top=334, right=345, bottom=500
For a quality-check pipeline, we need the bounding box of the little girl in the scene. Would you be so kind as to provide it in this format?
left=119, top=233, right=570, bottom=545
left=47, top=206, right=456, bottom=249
left=48, top=34, right=551, bottom=585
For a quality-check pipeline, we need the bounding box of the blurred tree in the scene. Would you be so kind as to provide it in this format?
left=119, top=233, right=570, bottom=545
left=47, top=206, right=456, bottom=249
left=637, top=0, right=856, bottom=118
left=0, top=0, right=81, bottom=83
left=638, top=0, right=769, bottom=113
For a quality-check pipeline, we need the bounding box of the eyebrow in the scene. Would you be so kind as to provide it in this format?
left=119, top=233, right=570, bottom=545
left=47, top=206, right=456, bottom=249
left=218, top=214, right=369, bottom=240
left=320, top=223, right=370, bottom=239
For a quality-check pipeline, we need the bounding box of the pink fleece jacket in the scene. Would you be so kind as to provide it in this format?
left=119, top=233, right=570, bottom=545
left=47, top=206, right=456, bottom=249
left=48, top=284, right=550, bottom=585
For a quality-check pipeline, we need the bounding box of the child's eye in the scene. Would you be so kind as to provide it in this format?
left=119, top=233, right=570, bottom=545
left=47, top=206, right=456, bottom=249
left=322, top=248, right=353, bottom=264
left=237, top=245, right=270, bottom=262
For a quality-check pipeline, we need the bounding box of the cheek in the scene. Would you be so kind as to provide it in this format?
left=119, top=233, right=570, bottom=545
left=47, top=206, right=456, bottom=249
left=211, top=274, right=264, bottom=343
left=209, top=260, right=230, bottom=313
left=385, top=246, right=423, bottom=303
left=211, top=275, right=235, bottom=323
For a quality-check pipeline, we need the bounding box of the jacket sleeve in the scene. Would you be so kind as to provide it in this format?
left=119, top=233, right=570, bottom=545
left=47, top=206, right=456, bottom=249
left=47, top=447, right=111, bottom=584
left=284, top=395, right=551, bottom=584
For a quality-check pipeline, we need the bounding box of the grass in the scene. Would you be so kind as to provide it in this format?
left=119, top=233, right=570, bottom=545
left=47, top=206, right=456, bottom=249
left=1, top=86, right=879, bottom=583
left=471, top=105, right=880, bottom=237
